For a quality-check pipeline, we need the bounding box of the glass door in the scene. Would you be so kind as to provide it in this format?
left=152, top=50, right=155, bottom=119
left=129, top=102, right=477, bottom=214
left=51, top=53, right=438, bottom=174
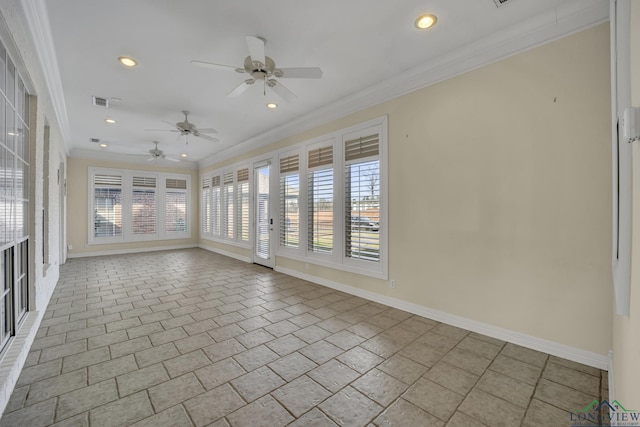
left=254, top=162, right=274, bottom=267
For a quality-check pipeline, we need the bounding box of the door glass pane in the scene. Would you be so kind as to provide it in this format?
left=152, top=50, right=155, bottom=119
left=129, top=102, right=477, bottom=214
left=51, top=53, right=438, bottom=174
left=255, top=165, right=270, bottom=261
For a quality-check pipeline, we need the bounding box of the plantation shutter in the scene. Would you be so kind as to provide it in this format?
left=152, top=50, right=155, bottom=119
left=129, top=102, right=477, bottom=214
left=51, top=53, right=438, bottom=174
left=345, top=132, right=380, bottom=262
left=237, top=168, right=250, bottom=242
left=93, top=174, right=123, bottom=238
left=131, top=176, right=157, bottom=235
left=280, top=154, right=300, bottom=248
left=308, top=145, right=334, bottom=253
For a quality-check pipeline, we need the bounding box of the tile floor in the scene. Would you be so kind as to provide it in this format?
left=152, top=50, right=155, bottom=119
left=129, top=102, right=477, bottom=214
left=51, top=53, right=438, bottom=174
left=0, top=249, right=609, bottom=426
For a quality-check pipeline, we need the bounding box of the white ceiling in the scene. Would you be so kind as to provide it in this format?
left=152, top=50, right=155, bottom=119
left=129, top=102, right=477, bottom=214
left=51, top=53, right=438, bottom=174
left=35, top=0, right=607, bottom=167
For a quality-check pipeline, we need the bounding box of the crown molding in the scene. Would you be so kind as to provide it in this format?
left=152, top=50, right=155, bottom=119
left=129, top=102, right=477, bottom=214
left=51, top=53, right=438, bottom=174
left=70, top=148, right=198, bottom=170
left=200, top=0, right=609, bottom=169
left=20, top=0, right=70, bottom=145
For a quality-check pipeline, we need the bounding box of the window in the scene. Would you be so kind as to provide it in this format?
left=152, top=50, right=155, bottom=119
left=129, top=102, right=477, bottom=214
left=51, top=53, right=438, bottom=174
left=237, top=168, right=250, bottom=242
left=223, top=172, right=234, bottom=239
left=165, top=178, right=188, bottom=233
left=308, top=145, right=333, bottom=254
left=280, top=154, right=300, bottom=249
left=0, top=40, right=31, bottom=354
left=89, top=169, right=190, bottom=243
left=94, top=174, right=122, bottom=238
left=131, top=176, right=156, bottom=236
left=211, top=176, right=221, bottom=237
left=201, top=177, right=211, bottom=235
left=345, top=133, right=380, bottom=262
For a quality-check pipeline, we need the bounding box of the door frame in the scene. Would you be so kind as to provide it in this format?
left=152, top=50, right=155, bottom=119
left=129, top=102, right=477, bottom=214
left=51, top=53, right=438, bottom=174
left=252, top=158, right=276, bottom=268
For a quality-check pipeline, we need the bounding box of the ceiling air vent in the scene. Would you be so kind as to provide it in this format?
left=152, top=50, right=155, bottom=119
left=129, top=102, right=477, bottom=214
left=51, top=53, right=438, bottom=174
left=90, top=138, right=100, bottom=143
left=92, top=96, right=109, bottom=108
left=493, top=0, right=511, bottom=7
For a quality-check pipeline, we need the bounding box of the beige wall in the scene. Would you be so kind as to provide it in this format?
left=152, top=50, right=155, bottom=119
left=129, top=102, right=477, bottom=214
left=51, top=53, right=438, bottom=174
left=613, top=2, right=640, bottom=408
left=67, top=157, right=199, bottom=256
left=201, top=24, right=613, bottom=356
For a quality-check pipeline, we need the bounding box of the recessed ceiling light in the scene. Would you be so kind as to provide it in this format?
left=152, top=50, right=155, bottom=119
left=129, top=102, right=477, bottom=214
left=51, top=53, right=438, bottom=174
left=118, top=56, right=137, bottom=67
left=415, top=14, right=437, bottom=30
left=105, top=118, right=116, bottom=124
left=181, top=153, right=188, bottom=158
left=99, top=143, right=108, bottom=148
left=266, top=103, right=278, bottom=109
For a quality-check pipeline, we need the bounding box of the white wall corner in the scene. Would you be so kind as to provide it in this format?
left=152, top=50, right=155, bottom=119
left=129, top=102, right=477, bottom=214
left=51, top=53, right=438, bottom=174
left=608, top=350, right=615, bottom=403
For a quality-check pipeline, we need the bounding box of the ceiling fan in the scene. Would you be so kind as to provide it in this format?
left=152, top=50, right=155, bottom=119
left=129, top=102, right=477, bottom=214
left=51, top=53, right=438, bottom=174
left=191, top=36, right=322, bottom=102
left=147, top=141, right=179, bottom=162
left=146, top=110, right=219, bottom=143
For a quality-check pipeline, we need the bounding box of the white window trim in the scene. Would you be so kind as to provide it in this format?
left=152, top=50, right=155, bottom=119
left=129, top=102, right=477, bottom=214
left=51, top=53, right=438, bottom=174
left=277, top=148, right=303, bottom=256
left=88, top=167, right=191, bottom=245
left=198, top=116, right=388, bottom=279
left=200, top=164, right=252, bottom=249
left=275, top=116, right=388, bottom=280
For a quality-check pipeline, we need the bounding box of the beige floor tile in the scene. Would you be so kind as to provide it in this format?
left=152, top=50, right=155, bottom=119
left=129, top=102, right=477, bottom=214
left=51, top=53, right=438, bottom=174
left=522, top=399, right=572, bottom=427
left=16, top=359, right=61, bottom=386
left=147, top=372, right=205, bottom=412
left=88, top=391, right=154, bottom=427
left=455, top=335, right=502, bottom=359
left=266, top=334, right=307, bottom=356
left=424, top=361, right=480, bottom=396
left=403, top=378, right=464, bottom=421
left=194, top=357, right=246, bottom=389
left=500, top=343, right=548, bottom=368
left=184, top=384, right=245, bottom=425
left=475, top=369, right=534, bottom=408
left=375, top=398, right=444, bottom=427
left=319, top=386, right=383, bottom=426
left=377, top=354, right=429, bottom=385
left=542, top=362, right=600, bottom=396
left=458, top=389, right=526, bottom=427
left=55, top=379, right=119, bottom=422
left=308, top=359, right=360, bottom=393
left=202, top=338, right=246, bottom=363
left=268, top=351, right=317, bottom=381
left=233, top=344, right=280, bottom=371
left=117, top=363, right=170, bottom=397
left=163, top=349, right=211, bottom=378
left=352, top=368, right=408, bottom=406
left=446, top=411, right=488, bottom=427
left=0, top=398, right=56, bottom=427
left=288, top=408, right=338, bottom=427
left=88, top=354, right=137, bottom=384
left=336, top=346, right=384, bottom=374
left=272, top=375, right=331, bottom=417
left=443, top=347, right=492, bottom=376
left=533, top=378, right=598, bottom=412
left=489, top=354, right=543, bottom=385
left=135, top=342, right=180, bottom=367
left=231, top=366, right=285, bottom=402
left=227, top=395, right=294, bottom=427
left=26, top=369, right=88, bottom=406
left=299, top=340, right=344, bottom=364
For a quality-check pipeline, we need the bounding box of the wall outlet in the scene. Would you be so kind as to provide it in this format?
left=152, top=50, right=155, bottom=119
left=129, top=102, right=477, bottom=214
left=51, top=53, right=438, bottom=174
left=67, top=245, right=72, bottom=251
left=390, top=279, right=396, bottom=289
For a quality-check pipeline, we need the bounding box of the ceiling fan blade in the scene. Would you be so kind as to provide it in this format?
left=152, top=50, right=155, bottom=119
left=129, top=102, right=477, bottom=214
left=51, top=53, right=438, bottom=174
left=147, top=157, right=155, bottom=162
left=196, top=128, right=218, bottom=134
left=245, top=36, right=266, bottom=66
left=145, top=128, right=178, bottom=132
left=278, top=67, right=323, bottom=79
left=196, top=134, right=220, bottom=143
left=270, top=80, right=297, bottom=102
left=165, top=157, right=180, bottom=162
left=227, top=80, right=253, bottom=97
left=190, top=60, right=240, bottom=71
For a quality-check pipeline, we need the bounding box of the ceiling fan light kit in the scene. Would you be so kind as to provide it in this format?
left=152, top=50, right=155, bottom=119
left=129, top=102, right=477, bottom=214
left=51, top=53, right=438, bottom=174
left=191, top=35, right=322, bottom=102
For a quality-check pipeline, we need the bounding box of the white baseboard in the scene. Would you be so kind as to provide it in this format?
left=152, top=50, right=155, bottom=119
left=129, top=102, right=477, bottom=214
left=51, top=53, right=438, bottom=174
left=608, top=350, right=615, bottom=402
left=198, top=244, right=252, bottom=263
left=276, top=266, right=609, bottom=370
left=67, top=244, right=198, bottom=259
